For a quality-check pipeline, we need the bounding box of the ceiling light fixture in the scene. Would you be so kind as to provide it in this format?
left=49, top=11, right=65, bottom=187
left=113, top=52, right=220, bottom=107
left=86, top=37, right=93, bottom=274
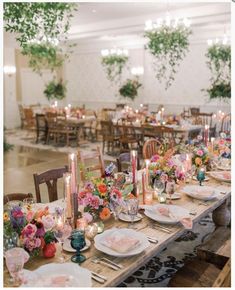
left=207, top=34, right=229, bottom=46
left=145, top=12, right=191, bottom=32
left=101, top=48, right=128, bottom=57
left=131, top=66, right=144, bottom=76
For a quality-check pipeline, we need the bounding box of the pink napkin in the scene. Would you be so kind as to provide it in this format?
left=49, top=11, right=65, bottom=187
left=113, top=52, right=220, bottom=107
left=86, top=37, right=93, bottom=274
left=102, top=231, right=140, bottom=253
left=157, top=207, right=192, bottom=229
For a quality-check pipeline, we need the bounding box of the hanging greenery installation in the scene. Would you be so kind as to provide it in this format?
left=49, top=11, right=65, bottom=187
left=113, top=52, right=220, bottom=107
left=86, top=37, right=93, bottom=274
left=119, top=79, right=142, bottom=100
left=101, top=54, right=129, bottom=83
left=205, top=43, right=231, bottom=99
left=43, top=79, right=67, bottom=101
left=144, top=21, right=191, bottom=89
left=4, top=3, right=77, bottom=75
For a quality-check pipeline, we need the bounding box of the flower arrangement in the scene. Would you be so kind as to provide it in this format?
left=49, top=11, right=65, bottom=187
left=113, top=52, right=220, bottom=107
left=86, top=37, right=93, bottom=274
left=211, top=138, right=231, bottom=159
left=4, top=205, right=57, bottom=257
left=192, top=145, right=210, bottom=168
left=148, top=150, right=186, bottom=183
left=78, top=177, right=124, bottom=223
left=144, top=22, right=191, bottom=89
left=205, top=44, right=231, bottom=100
left=119, top=79, right=142, bottom=100
left=44, top=79, right=66, bottom=100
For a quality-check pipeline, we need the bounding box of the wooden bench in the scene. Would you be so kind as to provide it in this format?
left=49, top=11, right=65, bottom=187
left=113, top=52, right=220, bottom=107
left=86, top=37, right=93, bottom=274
left=168, top=227, right=231, bottom=287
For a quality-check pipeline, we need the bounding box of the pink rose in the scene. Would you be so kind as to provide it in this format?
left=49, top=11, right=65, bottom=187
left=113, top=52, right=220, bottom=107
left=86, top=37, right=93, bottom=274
left=90, top=196, right=100, bottom=209
left=151, top=154, right=160, bottom=162
left=26, top=211, right=34, bottom=222
left=197, top=150, right=204, bottom=157
left=22, top=224, right=37, bottom=239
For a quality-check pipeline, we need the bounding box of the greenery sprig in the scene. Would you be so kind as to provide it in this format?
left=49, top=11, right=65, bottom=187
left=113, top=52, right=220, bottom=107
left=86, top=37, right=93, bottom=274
left=101, top=55, right=128, bottom=83
left=43, top=80, right=67, bottom=101
left=144, top=24, right=191, bottom=89
left=119, top=79, right=142, bottom=100
left=4, top=3, right=77, bottom=75
left=205, top=44, right=231, bottom=100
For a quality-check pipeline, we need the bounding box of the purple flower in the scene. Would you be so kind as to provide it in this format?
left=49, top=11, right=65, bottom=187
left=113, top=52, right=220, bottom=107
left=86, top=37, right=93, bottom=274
left=10, top=206, right=26, bottom=232
left=84, top=181, right=94, bottom=192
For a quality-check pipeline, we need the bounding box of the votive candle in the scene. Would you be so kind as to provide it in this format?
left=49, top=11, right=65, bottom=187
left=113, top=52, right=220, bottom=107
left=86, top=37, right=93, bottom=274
left=76, top=218, right=88, bottom=231
left=145, top=159, right=150, bottom=189
left=145, top=190, right=153, bottom=205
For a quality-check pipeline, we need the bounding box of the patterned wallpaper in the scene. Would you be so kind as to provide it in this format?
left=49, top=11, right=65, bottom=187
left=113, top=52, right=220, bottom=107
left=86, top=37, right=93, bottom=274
left=65, top=42, right=230, bottom=114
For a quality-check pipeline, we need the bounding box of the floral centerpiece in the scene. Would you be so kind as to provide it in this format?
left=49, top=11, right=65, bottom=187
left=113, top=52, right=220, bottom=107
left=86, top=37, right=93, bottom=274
left=4, top=205, right=57, bottom=258
left=148, top=149, right=186, bottom=184
left=192, top=145, right=210, bottom=168
left=211, top=138, right=231, bottom=159
left=78, top=177, right=126, bottom=223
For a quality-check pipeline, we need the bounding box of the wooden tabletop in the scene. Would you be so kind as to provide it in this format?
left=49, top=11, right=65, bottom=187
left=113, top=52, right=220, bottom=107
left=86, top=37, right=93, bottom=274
left=4, top=178, right=231, bottom=287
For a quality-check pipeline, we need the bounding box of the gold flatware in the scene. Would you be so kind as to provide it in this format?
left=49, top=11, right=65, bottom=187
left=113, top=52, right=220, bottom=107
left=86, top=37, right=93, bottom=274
left=91, top=274, right=105, bottom=284
left=92, top=258, right=119, bottom=270
left=147, top=236, right=158, bottom=244
left=91, top=271, right=107, bottom=281
left=99, top=257, right=124, bottom=269
left=151, top=223, right=172, bottom=234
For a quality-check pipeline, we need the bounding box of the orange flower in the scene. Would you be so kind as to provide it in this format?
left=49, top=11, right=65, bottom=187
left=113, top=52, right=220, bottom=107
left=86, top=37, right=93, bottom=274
left=98, top=184, right=107, bottom=195
left=127, top=193, right=136, bottom=199
left=99, top=207, right=111, bottom=220
left=3, top=212, right=9, bottom=222
left=195, top=157, right=202, bottom=166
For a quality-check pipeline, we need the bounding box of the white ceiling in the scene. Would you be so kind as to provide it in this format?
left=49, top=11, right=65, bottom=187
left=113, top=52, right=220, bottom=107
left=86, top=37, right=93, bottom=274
left=68, top=2, right=231, bottom=44
left=4, top=1, right=231, bottom=48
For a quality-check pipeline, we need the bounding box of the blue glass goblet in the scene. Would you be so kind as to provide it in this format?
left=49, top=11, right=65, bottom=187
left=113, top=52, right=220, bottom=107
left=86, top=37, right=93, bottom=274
left=70, top=230, right=86, bottom=264
left=197, top=168, right=205, bottom=186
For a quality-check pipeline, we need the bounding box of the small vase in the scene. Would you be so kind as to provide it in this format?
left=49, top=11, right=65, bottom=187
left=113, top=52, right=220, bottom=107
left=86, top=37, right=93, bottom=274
left=43, top=243, right=56, bottom=258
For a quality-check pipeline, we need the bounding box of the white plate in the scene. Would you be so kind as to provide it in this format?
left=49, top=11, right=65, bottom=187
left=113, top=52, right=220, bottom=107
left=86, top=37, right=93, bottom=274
left=193, top=176, right=209, bottom=181
left=118, top=212, right=142, bottom=222
left=63, top=238, right=91, bottom=253
left=182, top=185, right=219, bottom=201
left=144, top=204, right=189, bottom=224
left=94, top=228, right=150, bottom=257
left=21, top=263, right=91, bottom=287
left=209, top=171, right=231, bottom=183
left=166, top=193, right=181, bottom=200
left=217, top=165, right=231, bottom=171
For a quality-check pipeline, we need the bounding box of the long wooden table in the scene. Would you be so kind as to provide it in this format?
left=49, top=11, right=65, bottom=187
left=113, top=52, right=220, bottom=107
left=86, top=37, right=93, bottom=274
left=4, top=179, right=231, bottom=287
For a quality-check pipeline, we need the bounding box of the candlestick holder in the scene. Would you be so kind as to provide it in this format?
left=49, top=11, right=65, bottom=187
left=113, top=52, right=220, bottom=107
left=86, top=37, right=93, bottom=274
left=130, top=150, right=138, bottom=196
left=68, top=153, right=78, bottom=228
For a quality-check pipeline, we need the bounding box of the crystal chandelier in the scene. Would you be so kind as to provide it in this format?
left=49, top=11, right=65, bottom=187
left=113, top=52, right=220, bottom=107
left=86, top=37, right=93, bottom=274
left=101, top=48, right=128, bottom=57
left=145, top=12, right=191, bottom=31
left=207, top=34, right=229, bottom=46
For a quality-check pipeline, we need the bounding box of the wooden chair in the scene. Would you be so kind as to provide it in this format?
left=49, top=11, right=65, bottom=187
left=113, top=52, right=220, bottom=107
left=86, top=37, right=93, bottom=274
left=142, top=125, right=176, bottom=147
left=23, top=107, right=36, bottom=130
left=190, top=107, right=200, bottom=116
left=142, top=138, right=163, bottom=159
left=56, top=117, right=79, bottom=147
left=45, top=112, right=58, bottom=144
left=33, top=166, right=68, bottom=203
left=116, top=152, right=141, bottom=172
left=35, top=113, right=48, bottom=143
left=100, top=121, right=120, bottom=153
left=117, top=124, right=143, bottom=152
left=4, top=193, right=33, bottom=205
left=78, top=147, right=105, bottom=182
left=194, top=112, right=213, bottom=127
left=220, top=113, right=231, bottom=135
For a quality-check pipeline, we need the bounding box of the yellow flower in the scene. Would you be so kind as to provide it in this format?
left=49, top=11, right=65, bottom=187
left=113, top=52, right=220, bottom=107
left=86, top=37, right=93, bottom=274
left=3, top=212, right=9, bottom=222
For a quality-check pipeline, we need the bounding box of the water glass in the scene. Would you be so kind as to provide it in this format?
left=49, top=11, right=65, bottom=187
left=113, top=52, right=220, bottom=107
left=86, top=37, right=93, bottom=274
left=5, top=248, right=28, bottom=286
left=54, top=220, right=72, bottom=263
left=166, top=181, right=175, bottom=204
left=4, top=232, right=19, bottom=255
left=153, top=180, right=165, bottom=201
left=126, top=198, right=139, bottom=228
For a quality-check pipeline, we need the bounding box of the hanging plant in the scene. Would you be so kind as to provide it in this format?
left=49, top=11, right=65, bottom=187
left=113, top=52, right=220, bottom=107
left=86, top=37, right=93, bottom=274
left=43, top=79, right=66, bottom=101
left=4, top=2, right=77, bottom=74
left=101, top=54, right=129, bottom=83
left=119, top=79, right=142, bottom=100
left=205, top=44, right=231, bottom=100
left=144, top=23, right=191, bottom=89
